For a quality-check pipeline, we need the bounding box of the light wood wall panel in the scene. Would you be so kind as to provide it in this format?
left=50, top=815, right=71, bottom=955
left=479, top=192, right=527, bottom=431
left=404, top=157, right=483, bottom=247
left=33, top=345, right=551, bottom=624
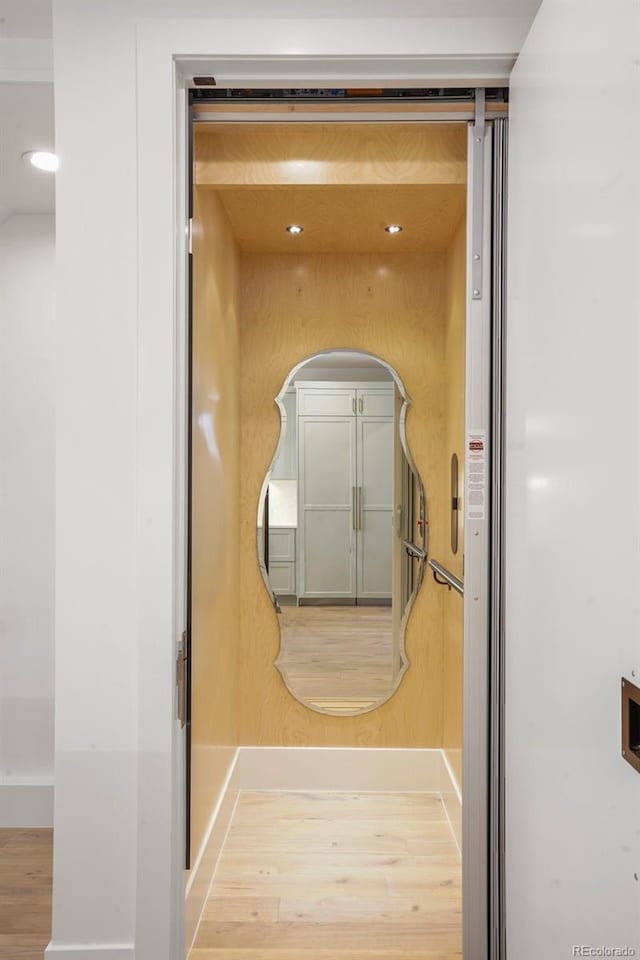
left=441, top=216, right=467, bottom=790
left=195, top=123, right=467, bottom=188
left=238, top=252, right=447, bottom=747
left=190, top=191, right=241, bottom=864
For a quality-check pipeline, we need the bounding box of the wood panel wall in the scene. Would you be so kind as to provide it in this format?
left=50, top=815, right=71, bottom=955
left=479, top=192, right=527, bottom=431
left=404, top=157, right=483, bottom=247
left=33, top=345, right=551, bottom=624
left=238, top=252, right=448, bottom=747
left=195, top=123, right=467, bottom=188
left=189, top=191, right=241, bottom=864
left=441, top=217, right=467, bottom=789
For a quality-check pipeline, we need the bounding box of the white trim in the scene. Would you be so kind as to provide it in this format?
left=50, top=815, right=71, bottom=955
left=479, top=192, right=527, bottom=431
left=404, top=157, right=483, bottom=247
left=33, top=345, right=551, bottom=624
left=185, top=749, right=239, bottom=896
left=441, top=749, right=462, bottom=805
left=44, top=946, right=134, bottom=960
left=231, top=746, right=443, bottom=793
left=184, top=751, right=242, bottom=948
left=184, top=781, right=241, bottom=952
left=0, top=778, right=54, bottom=827
left=440, top=752, right=462, bottom=854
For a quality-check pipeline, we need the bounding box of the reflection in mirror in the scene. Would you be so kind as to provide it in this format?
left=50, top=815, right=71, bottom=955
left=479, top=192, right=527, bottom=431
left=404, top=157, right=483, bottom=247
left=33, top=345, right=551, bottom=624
left=257, top=351, right=427, bottom=716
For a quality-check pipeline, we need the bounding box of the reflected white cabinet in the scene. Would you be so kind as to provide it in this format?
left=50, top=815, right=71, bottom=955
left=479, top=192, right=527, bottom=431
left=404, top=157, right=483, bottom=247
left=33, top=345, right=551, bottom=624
left=357, top=416, right=394, bottom=598
left=268, top=526, right=296, bottom=596
left=296, top=382, right=393, bottom=601
left=271, top=388, right=297, bottom=480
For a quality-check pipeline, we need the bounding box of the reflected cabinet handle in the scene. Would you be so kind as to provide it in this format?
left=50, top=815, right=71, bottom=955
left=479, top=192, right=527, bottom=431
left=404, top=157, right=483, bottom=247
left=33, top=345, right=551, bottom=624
left=352, top=486, right=358, bottom=529
left=352, top=397, right=356, bottom=414
left=358, top=396, right=364, bottom=413
left=358, top=486, right=364, bottom=530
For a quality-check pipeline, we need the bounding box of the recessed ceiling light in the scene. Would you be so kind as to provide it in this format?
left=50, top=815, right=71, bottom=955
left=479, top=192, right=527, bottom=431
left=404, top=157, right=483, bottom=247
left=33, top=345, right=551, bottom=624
left=286, top=224, right=304, bottom=235
left=22, top=150, right=59, bottom=172
left=384, top=224, right=403, bottom=235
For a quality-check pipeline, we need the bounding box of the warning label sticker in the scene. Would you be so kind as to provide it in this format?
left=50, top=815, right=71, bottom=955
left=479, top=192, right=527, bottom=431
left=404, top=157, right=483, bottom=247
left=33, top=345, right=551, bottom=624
left=467, top=429, right=486, bottom=521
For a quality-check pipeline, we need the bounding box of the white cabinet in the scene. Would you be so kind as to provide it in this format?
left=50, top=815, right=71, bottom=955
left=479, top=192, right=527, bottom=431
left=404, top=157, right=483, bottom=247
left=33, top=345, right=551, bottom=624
left=268, top=526, right=296, bottom=596
left=356, top=388, right=394, bottom=418
left=297, top=416, right=357, bottom=599
left=296, top=382, right=393, bottom=602
left=356, top=417, right=393, bottom=598
left=296, top=386, right=356, bottom=417
left=271, top=388, right=297, bottom=480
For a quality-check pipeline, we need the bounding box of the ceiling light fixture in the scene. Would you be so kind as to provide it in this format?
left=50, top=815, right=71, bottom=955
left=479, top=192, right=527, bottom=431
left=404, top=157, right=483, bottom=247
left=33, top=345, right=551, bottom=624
left=384, top=224, right=403, bottom=235
left=22, top=150, right=59, bottom=172
left=286, top=224, right=304, bottom=235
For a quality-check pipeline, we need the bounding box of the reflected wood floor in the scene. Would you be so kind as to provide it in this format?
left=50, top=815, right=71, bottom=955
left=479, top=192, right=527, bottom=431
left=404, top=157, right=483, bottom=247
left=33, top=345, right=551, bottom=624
left=190, top=791, right=462, bottom=960
left=0, top=828, right=52, bottom=959
left=278, top=606, right=394, bottom=711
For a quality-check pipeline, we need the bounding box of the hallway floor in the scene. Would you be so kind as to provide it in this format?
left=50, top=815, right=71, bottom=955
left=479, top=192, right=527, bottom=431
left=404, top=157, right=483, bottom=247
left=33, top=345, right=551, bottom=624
left=278, top=606, right=395, bottom=711
left=0, top=828, right=52, bottom=959
left=190, top=791, right=461, bottom=959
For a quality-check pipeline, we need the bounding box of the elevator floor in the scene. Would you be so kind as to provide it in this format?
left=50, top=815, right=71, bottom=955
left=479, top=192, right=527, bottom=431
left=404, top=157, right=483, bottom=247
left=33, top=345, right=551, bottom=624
left=190, top=790, right=462, bottom=959
left=0, top=828, right=52, bottom=959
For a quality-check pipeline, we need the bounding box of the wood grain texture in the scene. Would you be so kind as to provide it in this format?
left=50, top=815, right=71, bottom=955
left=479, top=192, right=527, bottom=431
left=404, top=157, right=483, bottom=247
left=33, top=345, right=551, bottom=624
left=190, top=791, right=461, bottom=959
left=0, top=828, right=52, bottom=960
left=238, top=251, right=454, bottom=746
left=277, top=605, right=394, bottom=711
left=441, top=218, right=466, bottom=790
left=190, top=189, right=241, bottom=863
left=195, top=124, right=467, bottom=188
left=218, top=185, right=466, bottom=254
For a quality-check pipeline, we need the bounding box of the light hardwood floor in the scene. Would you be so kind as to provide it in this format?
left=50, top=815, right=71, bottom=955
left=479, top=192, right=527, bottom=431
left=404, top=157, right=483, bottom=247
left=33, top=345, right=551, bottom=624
left=0, top=828, right=52, bottom=959
left=190, top=791, right=462, bottom=960
left=278, top=606, right=395, bottom=711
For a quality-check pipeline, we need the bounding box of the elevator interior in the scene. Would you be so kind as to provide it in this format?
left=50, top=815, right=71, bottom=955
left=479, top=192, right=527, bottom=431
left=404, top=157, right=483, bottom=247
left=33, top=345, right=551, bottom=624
left=187, top=103, right=471, bottom=956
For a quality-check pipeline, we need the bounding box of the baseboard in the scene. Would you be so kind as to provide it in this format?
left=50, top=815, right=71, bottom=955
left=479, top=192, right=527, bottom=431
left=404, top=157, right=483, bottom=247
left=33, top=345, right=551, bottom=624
left=231, top=747, right=443, bottom=792
left=184, top=748, right=239, bottom=951
left=440, top=750, right=462, bottom=852
left=44, top=945, right=133, bottom=959
left=0, top=778, right=54, bottom=827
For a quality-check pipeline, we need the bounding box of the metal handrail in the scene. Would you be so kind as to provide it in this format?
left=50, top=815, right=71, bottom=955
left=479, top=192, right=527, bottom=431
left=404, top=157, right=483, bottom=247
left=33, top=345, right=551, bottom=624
left=428, top=558, right=464, bottom=596
left=402, top=539, right=426, bottom=561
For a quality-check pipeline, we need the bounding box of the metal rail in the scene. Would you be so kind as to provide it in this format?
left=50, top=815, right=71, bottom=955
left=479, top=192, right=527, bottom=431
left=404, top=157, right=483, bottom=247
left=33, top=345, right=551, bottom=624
left=428, top=558, right=464, bottom=596
left=402, top=538, right=426, bottom=561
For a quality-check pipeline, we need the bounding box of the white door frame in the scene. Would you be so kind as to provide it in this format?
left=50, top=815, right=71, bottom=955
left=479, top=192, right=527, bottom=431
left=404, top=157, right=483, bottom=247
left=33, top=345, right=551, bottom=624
left=135, top=23, right=507, bottom=960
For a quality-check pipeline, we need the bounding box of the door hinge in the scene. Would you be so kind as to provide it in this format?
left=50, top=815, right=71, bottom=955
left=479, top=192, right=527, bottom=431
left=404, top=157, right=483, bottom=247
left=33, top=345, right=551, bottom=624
left=176, top=630, right=187, bottom=727
left=187, top=218, right=193, bottom=256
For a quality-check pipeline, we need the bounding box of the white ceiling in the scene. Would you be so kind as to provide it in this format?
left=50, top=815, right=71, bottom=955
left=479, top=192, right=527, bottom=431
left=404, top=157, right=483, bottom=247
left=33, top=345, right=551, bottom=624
left=0, top=0, right=52, bottom=37
left=0, top=82, right=55, bottom=221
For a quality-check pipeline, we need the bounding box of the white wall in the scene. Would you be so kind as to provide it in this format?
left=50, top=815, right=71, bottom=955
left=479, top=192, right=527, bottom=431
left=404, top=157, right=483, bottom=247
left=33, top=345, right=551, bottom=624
left=0, top=214, right=55, bottom=826
left=50, top=2, right=540, bottom=957
left=507, top=0, right=640, bottom=956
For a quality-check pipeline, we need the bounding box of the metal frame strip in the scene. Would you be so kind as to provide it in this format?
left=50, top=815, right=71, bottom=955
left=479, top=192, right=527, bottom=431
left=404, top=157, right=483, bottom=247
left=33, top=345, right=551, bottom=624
left=463, top=113, right=493, bottom=960
left=489, top=116, right=509, bottom=960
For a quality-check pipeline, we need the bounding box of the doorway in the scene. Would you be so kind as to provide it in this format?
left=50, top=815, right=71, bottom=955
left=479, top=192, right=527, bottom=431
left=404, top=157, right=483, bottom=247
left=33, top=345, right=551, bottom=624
left=184, top=88, right=506, bottom=960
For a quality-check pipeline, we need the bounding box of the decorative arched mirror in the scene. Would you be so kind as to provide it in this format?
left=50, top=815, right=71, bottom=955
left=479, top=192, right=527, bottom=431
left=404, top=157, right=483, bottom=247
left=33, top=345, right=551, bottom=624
left=257, top=350, right=427, bottom=716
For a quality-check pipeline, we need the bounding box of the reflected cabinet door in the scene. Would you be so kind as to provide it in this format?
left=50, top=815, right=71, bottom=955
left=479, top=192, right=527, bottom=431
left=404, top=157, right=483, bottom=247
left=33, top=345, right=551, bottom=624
left=298, top=416, right=357, bottom=598
left=357, top=416, right=393, bottom=598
